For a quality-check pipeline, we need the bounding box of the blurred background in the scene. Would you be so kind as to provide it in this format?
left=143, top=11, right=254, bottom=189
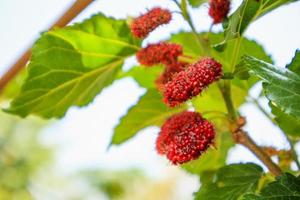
left=0, top=0, right=300, bottom=199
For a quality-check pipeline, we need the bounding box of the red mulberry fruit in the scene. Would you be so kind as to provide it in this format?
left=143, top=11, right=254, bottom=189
left=156, top=111, right=215, bottom=164
left=136, top=42, right=183, bottom=66
left=156, top=62, right=188, bottom=90
left=163, top=57, right=222, bottom=107
left=209, top=0, right=230, bottom=24
left=131, top=7, right=172, bottom=39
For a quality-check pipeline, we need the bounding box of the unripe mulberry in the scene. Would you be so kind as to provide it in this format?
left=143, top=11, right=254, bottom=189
left=156, top=62, right=188, bottom=89
left=131, top=7, right=172, bottom=39
left=163, top=57, right=222, bottom=107
left=136, top=42, right=183, bottom=66
left=209, top=0, right=230, bottom=24
left=156, top=111, right=215, bottom=164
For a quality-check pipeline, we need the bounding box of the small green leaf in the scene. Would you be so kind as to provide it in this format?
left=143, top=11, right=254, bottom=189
left=195, top=163, right=264, bottom=200
left=187, top=0, right=208, bottom=7
left=215, top=0, right=297, bottom=51
left=111, top=89, right=185, bottom=145
left=243, top=173, right=300, bottom=200
left=118, top=66, right=162, bottom=89
left=181, top=131, right=234, bottom=174
left=241, top=55, right=300, bottom=119
left=5, top=13, right=140, bottom=118
left=287, top=49, right=300, bottom=74
left=214, top=0, right=260, bottom=51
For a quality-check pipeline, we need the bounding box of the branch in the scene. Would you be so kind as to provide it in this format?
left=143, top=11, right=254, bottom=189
left=231, top=120, right=283, bottom=176
left=249, top=96, right=300, bottom=170
left=221, top=89, right=282, bottom=175
left=0, top=0, right=94, bottom=93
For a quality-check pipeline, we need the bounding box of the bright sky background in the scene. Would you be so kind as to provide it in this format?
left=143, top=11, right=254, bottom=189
left=1, top=0, right=300, bottom=199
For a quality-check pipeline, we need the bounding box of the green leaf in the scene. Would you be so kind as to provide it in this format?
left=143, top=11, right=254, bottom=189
left=268, top=50, right=300, bottom=137
left=241, top=55, right=300, bottom=119
left=170, top=32, right=202, bottom=57
left=243, top=173, right=300, bottom=200
left=270, top=102, right=300, bottom=137
left=195, top=163, right=264, bottom=200
left=181, top=131, right=234, bottom=174
left=118, top=65, right=162, bottom=89
left=111, top=89, right=185, bottom=145
left=0, top=70, right=27, bottom=101
left=187, top=0, right=208, bottom=7
left=215, top=0, right=298, bottom=50
left=287, top=49, right=300, bottom=74
left=214, top=0, right=260, bottom=50
left=5, top=13, right=140, bottom=118
left=199, top=170, right=217, bottom=185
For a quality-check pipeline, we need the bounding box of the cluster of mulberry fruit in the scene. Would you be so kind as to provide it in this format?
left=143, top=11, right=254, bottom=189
left=164, top=58, right=222, bottom=107
left=209, top=0, right=230, bottom=24
left=156, top=111, right=215, bottom=164
left=131, top=8, right=184, bottom=89
left=136, top=42, right=183, bottom=66
left=131, top=7, right=172, bottom=39
left=130, top=6, right=224, bottom=164
left=155, top=61, right=188, bottom=89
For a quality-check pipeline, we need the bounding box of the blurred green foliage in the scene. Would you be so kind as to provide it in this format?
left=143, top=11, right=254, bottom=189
left=0, top=109, right=182, bottom=200
left=0, top=110, right=52, bottom=200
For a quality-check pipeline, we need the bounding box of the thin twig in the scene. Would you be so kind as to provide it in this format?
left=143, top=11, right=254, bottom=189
left=0, top=0, right=95, bottom=94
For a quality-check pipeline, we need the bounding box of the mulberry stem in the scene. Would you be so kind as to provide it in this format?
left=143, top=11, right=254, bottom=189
left=178, top=55, right=195, bottom=63
left=218, top=81, right=237, bottom=121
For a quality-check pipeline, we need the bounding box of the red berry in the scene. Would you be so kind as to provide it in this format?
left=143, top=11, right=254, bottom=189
left=136, top=42, right=183, bottom=66
left=156, top=111, right=215, bottom=164
left=163, top=57, right=222, bottom=107
left=209, top=0, right=230, bottom=24
left=156, top=62, right=188, bottom=89
left=131, top=7, right=172, bottom=39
